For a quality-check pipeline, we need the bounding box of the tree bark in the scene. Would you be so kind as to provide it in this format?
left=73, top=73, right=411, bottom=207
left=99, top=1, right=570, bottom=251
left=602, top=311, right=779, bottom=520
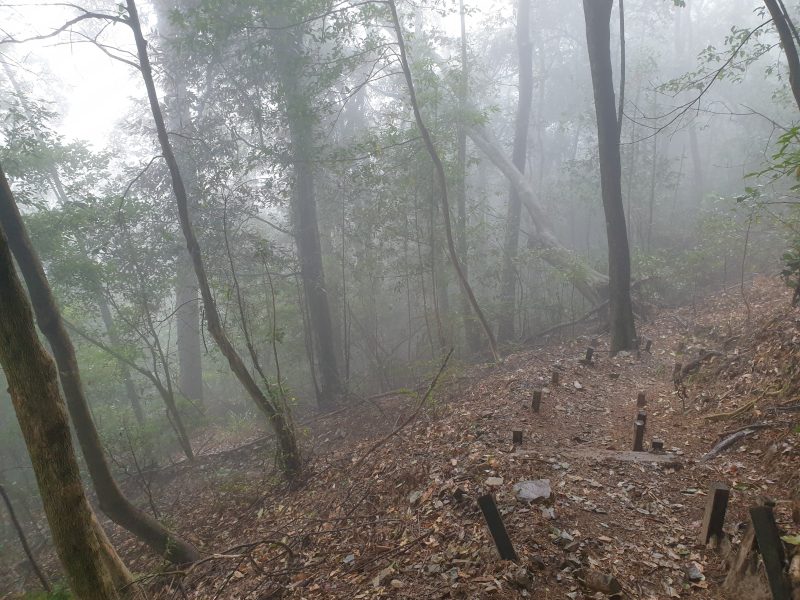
left=0, top=482, right=51, bottom=592
left=467, top=125, right=609, bottom=304
left=497, top=0, right=533, bottom=344
left=582, top=0, right=637, bottom=352
left=388, top=0, right=502, bottom=363
left=126, top=0, right=301, bottom=473
left=764, top=0, right=800, bottom=110
left=0, top=211, right=118, bottom=600
left=0, top=167, right=199, bottom=565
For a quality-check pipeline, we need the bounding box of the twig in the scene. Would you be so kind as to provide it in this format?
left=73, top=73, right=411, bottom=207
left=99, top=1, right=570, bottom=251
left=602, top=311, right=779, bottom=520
left=347, top=348, right=453, bottom=474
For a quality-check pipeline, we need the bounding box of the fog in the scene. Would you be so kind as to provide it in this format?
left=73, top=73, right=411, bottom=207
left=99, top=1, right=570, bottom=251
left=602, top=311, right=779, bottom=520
left=0, top=0, right=798, bottom=594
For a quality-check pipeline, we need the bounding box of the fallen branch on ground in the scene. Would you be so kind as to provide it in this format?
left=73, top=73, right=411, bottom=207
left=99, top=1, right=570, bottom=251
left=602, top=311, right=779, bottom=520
left=700, top=429, right=753, bottom=463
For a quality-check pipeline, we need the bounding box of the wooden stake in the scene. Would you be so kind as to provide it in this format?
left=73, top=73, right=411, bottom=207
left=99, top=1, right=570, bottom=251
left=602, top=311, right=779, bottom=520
left=551, top=370, right=560, bottom=385
left=698, top=483, right=730, bottom=545
left=637, top=410, right=647, bottom=425
left=512, top=430, right=523, bottom=445
left=585, top=347, right=594, bottom=362
left=637, top=391, right=646, bottom=407
left=531, top=389, right=542, bottom=413
left=478, top=494, right=518, bottom=561
left=645, top=338, right=652, bottom=353
left=750, top=504, right=791, bottom=600
left=633, top=420, right=645, bottom=452
left=651, top=438, right=663, bottom=451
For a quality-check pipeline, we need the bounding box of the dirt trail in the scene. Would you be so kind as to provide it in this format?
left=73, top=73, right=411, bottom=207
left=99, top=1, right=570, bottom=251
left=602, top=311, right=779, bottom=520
left=5, top=276, right=800, bottom=599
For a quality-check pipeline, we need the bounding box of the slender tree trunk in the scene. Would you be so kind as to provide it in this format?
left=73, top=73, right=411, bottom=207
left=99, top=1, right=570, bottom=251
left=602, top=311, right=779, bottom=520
left=497, top=0, right=533, bottom=344
left=0, top=212, right=118, bottom=600
left=0, top=167, right=199, bottom=565
left=388, top=0, right=501, bottom=363
left=97, top=297, right=144, bottom=425
left=126, top=0, right=301, bottom=473
left=582, top=0, right=637, bottom=353
left=456, top=0, right=482, bottom=353
left=765, top=0, right=800, bottom=110
left=0, top=482, right=51, bottom=592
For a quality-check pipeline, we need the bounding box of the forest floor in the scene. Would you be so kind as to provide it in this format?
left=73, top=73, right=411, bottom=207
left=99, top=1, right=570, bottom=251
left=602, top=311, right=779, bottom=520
left=6, top=274, right=800, bottom=600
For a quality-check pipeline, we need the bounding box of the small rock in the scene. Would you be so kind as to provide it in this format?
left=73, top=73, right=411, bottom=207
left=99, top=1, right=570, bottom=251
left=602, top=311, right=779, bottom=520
left=530, top=556, right=546, bottom=570
left=409, top=490, right=423, bottom=505
left=514, top=568, right=532, bottom=590
left=390, top=579, right=404, bottom=589
left=486, top=476, right=504, bottom=486
left=685, top=563, right=703, bottom=583
left=343, top=554, right=355, bottom=565
left=583, top=569, right=622, bottom=594
left=514, top=479, right=553, bottom=504
left=541, top=507, right=555, bottom=519
left=574, top=381, right=584, bottom=390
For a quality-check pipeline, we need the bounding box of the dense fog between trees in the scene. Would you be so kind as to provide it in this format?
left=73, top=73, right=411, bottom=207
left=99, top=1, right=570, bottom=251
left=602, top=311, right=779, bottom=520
left=1, top=0, right=800, bottom=595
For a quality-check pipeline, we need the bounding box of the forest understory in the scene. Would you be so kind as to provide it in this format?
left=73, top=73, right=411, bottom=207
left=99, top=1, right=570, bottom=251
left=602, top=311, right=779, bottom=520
left=5, top=275, right=800, bottom=600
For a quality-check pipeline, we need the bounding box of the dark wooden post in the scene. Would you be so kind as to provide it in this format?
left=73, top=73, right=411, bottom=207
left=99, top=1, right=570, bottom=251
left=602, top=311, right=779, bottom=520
left=637, top=410, right=647, bottom=425
left=698, top=483, right=730, bottom=545
left=478, top=494, right=518, bottom=561
left=551, top=370, right=560, bottom=385
left=637, top=391, right=646, bottom=407
left=633, top=420, right=645, bottom=452
left=651, top=438, right=663, bottom=451
left=645, top=338, right=652, bottom=353
left=585, top=347, right=594, bottom=362
left=531, top=389, right=542, bottom=413
left=512, top=430, right=523, bottom=445
left=750, top=504, right=791, bottom=600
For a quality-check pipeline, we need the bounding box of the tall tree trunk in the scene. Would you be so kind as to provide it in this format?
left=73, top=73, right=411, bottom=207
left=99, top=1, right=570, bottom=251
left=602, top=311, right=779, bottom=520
left=97, top=297, right=145, bottom=425
left=388, top=0, right=502, bottom=363
left=0, top=167, right=200, bottom=565
left=151, top=0, right=205, bottom=404
left=0, top=210, right=118, bottom=600
left=273, top=25, right=342, bottom=408
left=456, top=0, right=482, bottom=353
left=582, top=0, right=637, bottom=353
left=497, top=0, right=533, bottom=344
left=289, top=123, right=343, bottom=408
left=126, top=0, right=301, bottom=473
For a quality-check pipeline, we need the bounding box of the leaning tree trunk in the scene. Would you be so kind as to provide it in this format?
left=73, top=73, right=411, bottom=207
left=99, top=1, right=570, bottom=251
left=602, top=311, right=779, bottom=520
left=0, top=216, right=118, bottom=600
left=764, top=0, right=800, bottom=110
left=388, top=0, right=502, bottom=363
left=0, top=167, right=200, bottom=566
left=497, top=0, right=534, bottom=344
left=0, top=482, right=51, bottom=592
left=126, top=0, right=301, bottom=473
left=582, top=0, right=637, bottom=353
left=467, top=125, right=608, bottom=304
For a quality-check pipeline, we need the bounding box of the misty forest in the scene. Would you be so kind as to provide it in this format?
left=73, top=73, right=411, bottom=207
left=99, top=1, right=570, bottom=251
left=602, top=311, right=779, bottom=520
left=6, top=0, right=800, bottom=598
